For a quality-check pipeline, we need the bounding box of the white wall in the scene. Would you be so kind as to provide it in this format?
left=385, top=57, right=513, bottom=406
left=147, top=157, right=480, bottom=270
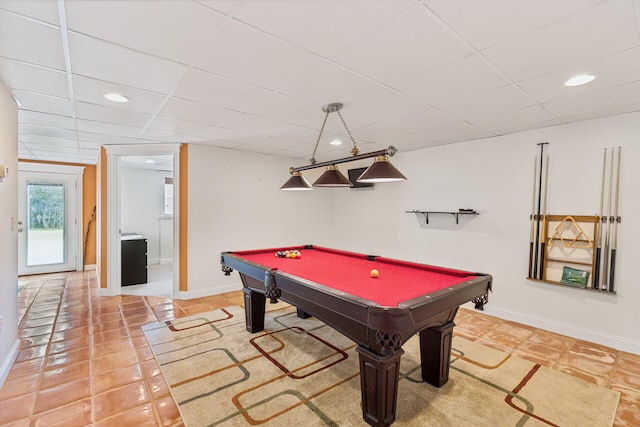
left=186, top=144, right=330, bottom=297
left=121, top=166, right=173, bottom=265
left=328, top=111, right=640, bottom=354
left=185, top=113, right=639, bottom=353
left=0, top=82, right=19, bottom=386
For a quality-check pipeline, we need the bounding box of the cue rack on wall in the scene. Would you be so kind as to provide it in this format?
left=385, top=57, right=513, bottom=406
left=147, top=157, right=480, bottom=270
left=527, top=143, right=621, bottom=293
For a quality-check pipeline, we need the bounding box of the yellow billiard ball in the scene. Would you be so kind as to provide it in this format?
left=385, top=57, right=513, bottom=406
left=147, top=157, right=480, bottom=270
left=370, top=269, right=379, bottom=278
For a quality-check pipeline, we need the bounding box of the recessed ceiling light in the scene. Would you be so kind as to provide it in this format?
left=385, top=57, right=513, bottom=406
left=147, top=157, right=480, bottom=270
left=330, top=139, right=342, bottom=146
left=145, top=159, right=155, bottom=164
left=104, top=93, right=129, bottom=103
left=564, top=74, right=595, bottom=87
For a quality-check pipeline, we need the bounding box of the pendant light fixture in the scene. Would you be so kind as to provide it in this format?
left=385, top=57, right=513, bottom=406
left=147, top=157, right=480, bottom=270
left=280, top=102, right=407, bottom=190
left=313, top=165, right=352, bottom=187
left=356, top=155, right=407, bottom=183
left=280, top=171, right=313, bottom=191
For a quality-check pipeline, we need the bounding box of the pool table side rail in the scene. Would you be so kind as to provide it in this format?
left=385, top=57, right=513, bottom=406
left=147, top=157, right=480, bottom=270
left=221, top=250, right=492, bottom=343
left=223, top=245, right=485, bottom=278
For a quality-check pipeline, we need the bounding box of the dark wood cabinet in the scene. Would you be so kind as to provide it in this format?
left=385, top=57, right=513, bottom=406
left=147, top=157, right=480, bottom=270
left=121, top=233, right=147, bottom=286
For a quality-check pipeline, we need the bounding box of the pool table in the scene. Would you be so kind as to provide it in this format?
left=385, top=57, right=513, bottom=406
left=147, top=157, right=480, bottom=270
left=220, top=245, right=492, bottom=427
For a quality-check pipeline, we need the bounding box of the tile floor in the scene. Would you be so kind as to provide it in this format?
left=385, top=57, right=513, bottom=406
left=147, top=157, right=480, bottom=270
left=1, top=270, right=639, bottom=426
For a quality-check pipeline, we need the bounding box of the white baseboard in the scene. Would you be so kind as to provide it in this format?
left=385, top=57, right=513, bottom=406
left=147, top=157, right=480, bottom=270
left=176, top=282, right=243, bottom=300
left=0, top=339, right=20, bottom=388
left=83, top=264, right=96, bottom=271
left=485, top=306, right=640, bottom=354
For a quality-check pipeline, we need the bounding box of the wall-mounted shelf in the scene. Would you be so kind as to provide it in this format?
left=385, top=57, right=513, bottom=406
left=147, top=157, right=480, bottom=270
left=406, top=210, right=478, bottom=224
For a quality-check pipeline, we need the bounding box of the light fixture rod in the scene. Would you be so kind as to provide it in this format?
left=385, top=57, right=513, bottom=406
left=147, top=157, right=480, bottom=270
left=290, top=146, right=397, bottom=173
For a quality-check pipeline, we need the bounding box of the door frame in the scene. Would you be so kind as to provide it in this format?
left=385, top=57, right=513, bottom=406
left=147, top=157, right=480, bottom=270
left=104, top=144, right=181, bottom=298
left=17, top=162, right=84, bottom=275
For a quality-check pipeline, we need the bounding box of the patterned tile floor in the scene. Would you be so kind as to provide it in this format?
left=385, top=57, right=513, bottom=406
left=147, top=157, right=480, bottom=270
left=1, top=270, right=638, bottom=426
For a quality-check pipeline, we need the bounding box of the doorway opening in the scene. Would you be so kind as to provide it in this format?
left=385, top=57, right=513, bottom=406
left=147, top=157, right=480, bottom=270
left=17, top=163, right=84, bottom=276
left=119, top=155, right=174, bottom=298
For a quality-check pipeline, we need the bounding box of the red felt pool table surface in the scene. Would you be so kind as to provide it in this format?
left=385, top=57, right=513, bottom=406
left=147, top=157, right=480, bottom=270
left=230, top=246, right=477, bottom=307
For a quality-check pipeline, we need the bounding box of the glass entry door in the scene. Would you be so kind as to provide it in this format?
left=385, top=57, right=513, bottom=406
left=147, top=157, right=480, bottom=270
left=18, top=171, right=79, bottom=275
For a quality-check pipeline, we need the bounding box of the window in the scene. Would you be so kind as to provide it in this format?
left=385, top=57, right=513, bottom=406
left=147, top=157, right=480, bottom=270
left=164, top=177, right=173, bottom=215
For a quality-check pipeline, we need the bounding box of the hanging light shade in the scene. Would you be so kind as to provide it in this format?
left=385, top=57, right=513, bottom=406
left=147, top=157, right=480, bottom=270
left=313, top=165, right=352, bottom=187
left=280, top=102, right=407, bottom=190
left=280, top=171, right=313, bottom=191
left=357, top=155, right=407, bottom=183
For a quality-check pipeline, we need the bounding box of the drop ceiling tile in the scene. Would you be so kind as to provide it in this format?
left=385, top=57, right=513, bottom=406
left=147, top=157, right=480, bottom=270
left=78, top=141, right=103, bottom=150
left=416, top=120, right=495, bottom=144
left=231, top=0, right=415, bottom=57
left=351, top=123, right=407, bottom=144
left=0, top=0, right=60, bottom=26
left=72, top=75, right=168, bottom=114
left=76, top=131, right=140, bottom=145
left=23, top=142, right=78, bottom=154
left=423, top=0, right=602, bottom=50
left=467, top=105, right=559, bottom=135
left=279, top=60, right=385, bottom=106
left=543, top=80, right=640, bottom=118
left=34, top=151, right=82, bottom=161
left=560, top=103, right=640, bottom=124
left=19, top=134, right=72, bottom=145
left=68, top=32, right=188, bottom=94
left=65, top=0, right=226, bottom=65
left=12, top=91, right=73, bottom=117
left=235, top=135, right=308, bottom=153
left=244, top=93, right=318, bottom=124
left=299, top=111, right=374, bottom=136
left=0, top=58, right=69, bottom=98
left=221, top=113, right=318, bottom=143
left=19, top=110, right=74, bottom=129
left=190, top=140, right=243, bottom=151
left=434, top=84, right=536, bottom=122
left=394, top=54, right=511, bottom=106
left=333, top=6, right=471, bottom=86
left=139, top=128, right=209, bottom=143
left=482, top=0, right=640, bottom=81
left=19, top=123, right=76, bottom=140
left=75, top=102, right=152, bottom=128
left=173, top=68, right=272, bottom=111
left=146, top=116, right=222, bottom=139
left=196, top=20, right=321, bottom=91
left=76, top=118, right=141, bottom=138
left=193, top=126, right=272, bottom=145
left=0, top=9, right=65, bottom=70
left=158, top=97, right=235, bottom=127
left=518, top=47, right=640, bottom=104
left=346, top=90, right=430, bottom=127
left=378, top=106, right=460, bottom=134
left=195, top=0, right=243, bottom=16
left=389, top=132, right=435, bottom=151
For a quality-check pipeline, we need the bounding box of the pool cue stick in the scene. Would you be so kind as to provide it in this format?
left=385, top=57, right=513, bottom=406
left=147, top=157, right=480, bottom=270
left=529, top=156, right=539, bottom=279
left=609, top=147, right=621, bottom=292
left=593, top=148, right=607, bottom=289
left=539, top=155, right=549, bottom=280
left=601, top=147, right=615, bottom=290
left=532, top=143, right=547, bottom=279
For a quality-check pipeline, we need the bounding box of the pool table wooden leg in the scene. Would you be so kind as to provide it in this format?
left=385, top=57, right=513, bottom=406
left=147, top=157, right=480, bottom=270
left=243, top=288, right=266, bottom=333
left=419, top=321, right=455, bottom=387
left=296, top=308, right=311, bottom=319
left=356, top=346, right=404, bottom=427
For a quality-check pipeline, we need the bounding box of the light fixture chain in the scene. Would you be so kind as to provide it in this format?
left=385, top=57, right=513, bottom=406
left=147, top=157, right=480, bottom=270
left=310, top=111, right=330, bottom=164
left=337, top=110, right=359, bottom=155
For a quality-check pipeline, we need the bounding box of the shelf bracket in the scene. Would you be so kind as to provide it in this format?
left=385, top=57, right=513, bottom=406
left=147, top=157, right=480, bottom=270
left=421, top=212, right=430, bottom=224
